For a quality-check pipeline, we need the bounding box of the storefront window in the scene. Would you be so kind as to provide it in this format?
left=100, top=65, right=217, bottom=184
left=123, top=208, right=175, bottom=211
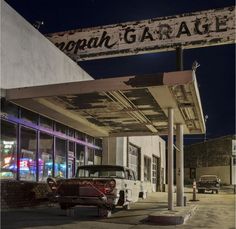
left=94, top=150, right=102, bottom=165
left=40, top=116, right=53, bottom=130
left=76, top=144, right=85, bottom=168
left=0, top=120, right=17, bottom=179
left=55, top=122, right=67, bottom=135
left=95, top=138, right=102, bottom=148
left=88, top=148, right=94, bottom=165
left=1, top=99, right=18, bottom=118
left=68, top=128, right=74, bottom=137
left=75, top=130, right=85, bottom=141
left=68, top=141, right=75, bottom=178
left=55, top=138, right=66, bottom=178
left=87, top=135, right=94, bottom=144
left=21, top=108, right=38, bottom=124
left=20, top=127, right=37, bottom=181
left=39, top=133, right=53, bottom=181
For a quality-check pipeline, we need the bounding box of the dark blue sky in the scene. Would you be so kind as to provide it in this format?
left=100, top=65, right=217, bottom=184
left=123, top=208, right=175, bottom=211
left=5, top=0, right=235, bottom=143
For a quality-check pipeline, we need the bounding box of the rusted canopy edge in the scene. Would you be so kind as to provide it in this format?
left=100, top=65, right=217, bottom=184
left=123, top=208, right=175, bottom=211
left=6, top=70, right=193, bottom=100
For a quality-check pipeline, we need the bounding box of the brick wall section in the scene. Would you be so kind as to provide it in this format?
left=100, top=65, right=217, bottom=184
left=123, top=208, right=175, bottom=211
left=184, top=135, right=235, bottom=168
left=1, top=180, right=50, bottom=209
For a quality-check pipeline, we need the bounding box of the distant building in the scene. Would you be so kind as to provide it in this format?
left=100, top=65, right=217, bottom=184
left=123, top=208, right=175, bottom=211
left=184, top=135, right=236, bottom=185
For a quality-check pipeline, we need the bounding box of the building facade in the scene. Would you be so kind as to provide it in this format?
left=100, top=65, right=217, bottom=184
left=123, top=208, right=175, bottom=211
left=184, top=135, right=236, bottom=185
left=1, top=1, right=166, bottom=208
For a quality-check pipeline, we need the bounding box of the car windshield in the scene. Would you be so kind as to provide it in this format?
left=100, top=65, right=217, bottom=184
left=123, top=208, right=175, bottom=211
left=76, top=167, right=125, bottom=179
left=200, top=176, right=217, bottom=181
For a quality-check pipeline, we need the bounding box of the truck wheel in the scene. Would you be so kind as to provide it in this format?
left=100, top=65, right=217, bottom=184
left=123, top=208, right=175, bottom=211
left=216, top=190, right=219, bottom=194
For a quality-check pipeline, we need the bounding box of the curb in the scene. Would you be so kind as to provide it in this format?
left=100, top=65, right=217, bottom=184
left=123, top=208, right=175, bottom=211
left=148, top=205, right=198, bottom=225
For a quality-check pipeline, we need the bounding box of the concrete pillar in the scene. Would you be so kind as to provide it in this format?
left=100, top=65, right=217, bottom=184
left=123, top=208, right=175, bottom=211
left=176, top=124, right=184, bottom=206
left=102, top=137, right=126, bottom=165
left=168, top=108, right=174, bottom=210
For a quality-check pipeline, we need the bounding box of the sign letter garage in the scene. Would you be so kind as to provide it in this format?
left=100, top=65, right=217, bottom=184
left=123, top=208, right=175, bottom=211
left=47, top=6, right=235, bottom=60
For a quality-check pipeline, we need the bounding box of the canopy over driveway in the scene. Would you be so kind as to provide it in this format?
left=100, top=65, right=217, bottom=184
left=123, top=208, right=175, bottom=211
left=6, top=70, right=205, bottom=137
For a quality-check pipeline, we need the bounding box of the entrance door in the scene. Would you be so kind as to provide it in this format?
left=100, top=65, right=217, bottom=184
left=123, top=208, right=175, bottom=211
left=152, top=156, right=158, bottom=192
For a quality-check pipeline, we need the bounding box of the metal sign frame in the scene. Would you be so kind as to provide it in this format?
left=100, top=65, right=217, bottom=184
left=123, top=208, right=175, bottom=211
left=47, top=6, right=235, bottom=60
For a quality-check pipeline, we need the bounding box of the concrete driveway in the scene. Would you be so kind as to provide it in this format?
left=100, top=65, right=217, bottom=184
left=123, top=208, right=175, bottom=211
left=1, top=186, right=235, bottom=229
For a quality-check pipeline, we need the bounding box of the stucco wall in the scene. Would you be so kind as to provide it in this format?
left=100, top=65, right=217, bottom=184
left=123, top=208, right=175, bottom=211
left=129, top=136, right=165, bottom=183
left=1, top=1, right=93, bottom=89
left=197, top=166, right=230, bottom=185
left=102, top=136, right=166, bottom=189
left=184, top=166, right=231, bottom=185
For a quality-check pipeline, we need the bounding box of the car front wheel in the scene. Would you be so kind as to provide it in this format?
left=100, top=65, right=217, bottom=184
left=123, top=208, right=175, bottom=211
left=98, top=207, right=112, bottom=218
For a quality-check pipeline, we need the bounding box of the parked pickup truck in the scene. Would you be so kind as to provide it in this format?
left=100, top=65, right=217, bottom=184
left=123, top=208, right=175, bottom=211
left=47, top=165, right=147, bottom=217
left=197, top=175, right=221, bottom=194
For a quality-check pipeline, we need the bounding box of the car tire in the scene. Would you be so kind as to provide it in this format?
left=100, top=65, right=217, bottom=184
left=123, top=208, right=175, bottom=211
left=98, top=207, right=112, bottom=218
left=60, top=203, right=70, bottom=210
left=123, top=203, right=130, bottom=210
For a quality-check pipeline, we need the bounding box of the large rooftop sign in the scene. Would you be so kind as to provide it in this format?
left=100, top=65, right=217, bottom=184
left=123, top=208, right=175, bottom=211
left=47, top=6, right=235, bottom=60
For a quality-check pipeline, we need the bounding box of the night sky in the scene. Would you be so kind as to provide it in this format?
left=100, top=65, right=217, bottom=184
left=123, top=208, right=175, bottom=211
left=5, top=0, right=235, bottom=144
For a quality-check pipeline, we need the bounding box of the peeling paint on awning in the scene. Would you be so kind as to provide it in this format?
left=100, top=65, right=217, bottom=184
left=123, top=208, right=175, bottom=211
left=6, top=70, right=205, bottom=137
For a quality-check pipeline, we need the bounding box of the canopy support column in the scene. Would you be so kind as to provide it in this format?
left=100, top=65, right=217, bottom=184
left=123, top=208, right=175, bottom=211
left=168, top=108, right=174, bottom=210
left=176, top=124, right=184, bottom=206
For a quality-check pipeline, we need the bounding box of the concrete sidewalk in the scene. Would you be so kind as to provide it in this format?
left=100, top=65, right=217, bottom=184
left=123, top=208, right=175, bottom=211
left=1, top=186, right=234, bottom=229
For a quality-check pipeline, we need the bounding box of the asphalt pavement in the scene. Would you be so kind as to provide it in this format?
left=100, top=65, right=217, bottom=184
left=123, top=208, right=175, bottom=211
left=1, top=186, right=235, bottom=229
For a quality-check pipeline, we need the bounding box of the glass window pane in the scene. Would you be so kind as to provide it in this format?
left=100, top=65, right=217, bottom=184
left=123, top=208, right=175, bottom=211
left=95, top=138, right=102, bottom=147
left=68, top=128, right=74, bottom=137
left=21, top=108, right=38, bottom=124
left=87, top=135, right=94, bottom=144
left=68, top=142, right=75, bottom=178
left=39, top=133, right=53, bottom=181
left=0, top=120, right=17, bottom=179
left=76, top=144, right=85, bottom=167
left=55, top=138, right=66, bottom=178
left=75, top=131, right=85, bottom=141
left=1, top=99, right=18, bottom=118
left=128, top=143, right=140, bottom=180
left=144, top=156, right=151, bottom=181
left=88, top=148, right=94, bottom=165
left=55, top=122, right=67, bottom=135
left=20, top=127, right=37, bottom=181
left=94, top=155, right=102, bottom=165
left=40, top=116, right=53, bottom=130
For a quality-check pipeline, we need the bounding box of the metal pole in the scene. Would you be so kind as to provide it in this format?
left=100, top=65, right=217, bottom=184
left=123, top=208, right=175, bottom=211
left=168, top=108, right=174, bottom=210
left=176, top=124, right=184, bottom=206
left=176, top=46, right=183, bottom=71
